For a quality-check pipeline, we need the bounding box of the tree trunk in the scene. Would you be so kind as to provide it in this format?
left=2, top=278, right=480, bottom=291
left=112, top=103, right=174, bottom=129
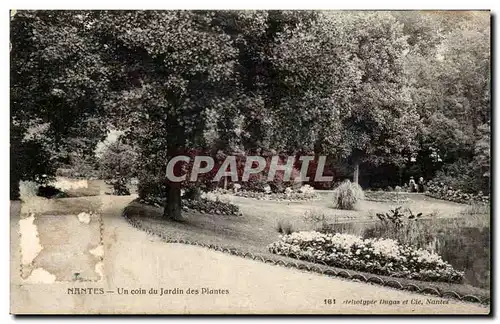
left=353, top=158, right=360, bottom=184
left=163, top=182, right=183, bottom=221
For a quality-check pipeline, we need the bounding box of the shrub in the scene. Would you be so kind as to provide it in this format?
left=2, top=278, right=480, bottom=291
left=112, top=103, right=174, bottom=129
left=36, top=185, right=68, bottom=199
left=364, top=191, right=411, bottom=203
left=233, top=189, right=318, bottom=201
left=183, top=198, right=240, bottom=216
left=139, top=195, right=240, bottom=216
left=433, top=159, right=488, bottom=195
left=426, top=180, right=489, bottom=204
left=268, top=231, right=464, bottom=283
left=107, top=178, right=131, bottom=196
left=276, top=219, right=295, bottom=235
left=137, top=174, right=165, bottom=200
left=375, top=207, right=422, bottom=228
left=298, top=184, right=315, bottom=195
left=332, top=180, right=364, bottom=210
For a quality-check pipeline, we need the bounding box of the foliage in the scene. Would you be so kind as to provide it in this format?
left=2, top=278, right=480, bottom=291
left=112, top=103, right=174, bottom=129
left=332, top=180, right=364, bottom=210
left=233, top=189, right=318, bottom=201
left=375, top=206, right=422, bottom=228
left=364, top=191, right=411, bottom=203
left=10, top=11, right=490, bottom=219
left=140, top=196, right=240, bottom=216
left=137, top=173, right=166, bottom=201
left=36, top=185, right=68, bottom=199
left=401, top=11, right=490, bottom=192
left=184, top=198, right=240, bottom=216
left=268, top=231, right=464, bottom=283
left=335, top=12, right=420, bottom=177
left=426, top=180, right=489, bottom=204
left=98, top=136, right=137, bottom=195
left=276, top=218, right=295, bottom=235
left=10, top=11, right=110, bottom=198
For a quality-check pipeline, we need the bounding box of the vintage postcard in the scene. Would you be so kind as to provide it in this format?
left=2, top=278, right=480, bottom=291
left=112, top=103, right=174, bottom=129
left=9, top=9, right=491, bottom=315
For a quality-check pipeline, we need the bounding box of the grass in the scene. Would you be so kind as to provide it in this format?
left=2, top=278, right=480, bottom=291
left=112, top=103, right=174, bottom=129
left=124, top=193, right=490, bottom=301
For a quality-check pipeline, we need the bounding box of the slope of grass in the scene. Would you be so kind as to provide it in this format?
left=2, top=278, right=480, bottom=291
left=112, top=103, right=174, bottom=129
left=123, top=197, right=489, bottom=302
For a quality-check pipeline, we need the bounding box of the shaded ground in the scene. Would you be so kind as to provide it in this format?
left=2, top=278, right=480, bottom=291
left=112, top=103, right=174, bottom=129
left=11, top=195, right=489, bottom=314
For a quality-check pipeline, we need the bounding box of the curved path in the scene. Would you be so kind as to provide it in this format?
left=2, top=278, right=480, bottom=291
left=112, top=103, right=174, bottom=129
left=10, top=195, right=489, bottom=314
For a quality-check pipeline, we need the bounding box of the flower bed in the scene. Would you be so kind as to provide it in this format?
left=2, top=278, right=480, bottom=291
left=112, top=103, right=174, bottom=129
left=425, top=181, right=489, bottom=205
left=268, top=231, right=464, bottom=283
left=364, top=191, right=412, bottom=203
left=233, top=190, right=319, bottom=201
left=139, top=196, right=241, bottom=216
left=215, top=184, right=319, bottom=201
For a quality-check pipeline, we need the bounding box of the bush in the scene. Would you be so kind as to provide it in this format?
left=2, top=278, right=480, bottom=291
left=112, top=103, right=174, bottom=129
left=137, top=174, right=165, bottom=200
left=233, top=189, right=318, bottom=201
left=364, top=191, right=411, bottom=203
left=107, top=178, right=131, bottom=196
left=276, top=219, right=295, bottom=235
left=268, top=231, right=464, bottom=283
left=36, top=185, right=68, bottom=199
left=432, top=160, right=480, bottom=193
left=332, top=180, right=364, bottom=210
left=426, top=180, right=489, bottom=204
left=183, top=198, right=240, bottom=216
left=139, top=195, right=241, bottom=216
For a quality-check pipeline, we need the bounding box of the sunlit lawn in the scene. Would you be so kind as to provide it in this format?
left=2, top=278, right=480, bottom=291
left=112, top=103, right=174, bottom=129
left=124, top=192, right=489, bottom=300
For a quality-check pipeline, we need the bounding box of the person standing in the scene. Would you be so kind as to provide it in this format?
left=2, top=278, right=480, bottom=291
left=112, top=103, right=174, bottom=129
left=418, top=177, right=425, bottom=193
left=408, top=176, right=416, bottom=192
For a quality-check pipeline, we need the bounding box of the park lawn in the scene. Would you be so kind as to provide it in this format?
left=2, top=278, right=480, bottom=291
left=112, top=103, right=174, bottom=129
left=124, top=193, right=489, bottom=302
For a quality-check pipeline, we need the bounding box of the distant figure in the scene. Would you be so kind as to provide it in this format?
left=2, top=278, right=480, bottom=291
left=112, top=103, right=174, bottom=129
left=418, top=177, right=425, bottom=193
left=408, top=176, right=416, bottom=192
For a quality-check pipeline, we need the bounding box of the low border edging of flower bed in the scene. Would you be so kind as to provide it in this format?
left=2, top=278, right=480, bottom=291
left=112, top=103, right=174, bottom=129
left=121, top=205, right=488, bottom=305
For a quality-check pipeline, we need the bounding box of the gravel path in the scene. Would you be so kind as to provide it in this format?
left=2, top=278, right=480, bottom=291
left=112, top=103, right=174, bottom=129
left=10, top=196, right=489, bottom=314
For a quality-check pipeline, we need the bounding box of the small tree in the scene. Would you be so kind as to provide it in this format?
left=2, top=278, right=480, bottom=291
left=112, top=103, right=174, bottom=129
left=98, top=138, right=137, bottom=195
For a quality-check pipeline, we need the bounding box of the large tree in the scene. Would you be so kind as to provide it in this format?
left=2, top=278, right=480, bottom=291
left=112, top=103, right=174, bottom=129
left=92, top=11, right=241, bottom=220
left=399, top=11, right=490, bottom=191
left=10, top=10, right=109, bottom=199
left=336, top=12, right=420, bottom=183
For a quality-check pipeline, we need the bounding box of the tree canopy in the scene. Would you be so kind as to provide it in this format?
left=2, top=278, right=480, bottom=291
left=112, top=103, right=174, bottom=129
left=10, top=10, right=491, bottom=215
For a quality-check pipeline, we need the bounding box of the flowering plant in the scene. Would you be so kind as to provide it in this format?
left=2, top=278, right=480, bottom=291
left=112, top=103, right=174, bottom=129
left=268, top=231, right=464, bottom=283
left=426, top=180, right=489, bottom=204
